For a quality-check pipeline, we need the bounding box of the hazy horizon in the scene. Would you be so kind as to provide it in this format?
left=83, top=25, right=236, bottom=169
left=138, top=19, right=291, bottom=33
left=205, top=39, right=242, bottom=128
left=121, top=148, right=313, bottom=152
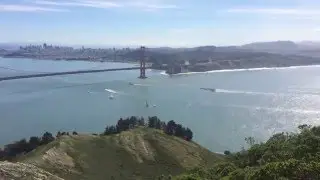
left=1, top=40, right=320, bottom=49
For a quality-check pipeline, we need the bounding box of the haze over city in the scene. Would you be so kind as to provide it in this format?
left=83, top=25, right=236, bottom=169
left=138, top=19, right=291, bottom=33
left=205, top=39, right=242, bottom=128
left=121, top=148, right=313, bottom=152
left=1, top=0, right=320, bottom=47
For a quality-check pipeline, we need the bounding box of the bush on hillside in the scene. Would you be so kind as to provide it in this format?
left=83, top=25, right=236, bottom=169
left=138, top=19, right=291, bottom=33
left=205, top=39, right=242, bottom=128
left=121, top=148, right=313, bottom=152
left=56, top=131, right=72, bottom=138
left=103, top=116, right=193, bottom=141
left=148, top=116, right=162, bottom=129
left=224, top=150, right=231, bottom=155
left=56, top=131, right=62, bottom=138
left=0, top=132, right=55, bottom=161
left=169, top=124, right=320, bottom=180
left=165, top=120, right=193, bottom=141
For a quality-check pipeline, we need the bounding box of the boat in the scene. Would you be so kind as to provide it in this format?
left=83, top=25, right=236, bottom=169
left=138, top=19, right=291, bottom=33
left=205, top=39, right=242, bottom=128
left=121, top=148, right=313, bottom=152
left=145, top=101, right=149, bottom=108
left=109, top=94, right=114, bottom=100
left=200, top=88, right=216, bottom=92
left=129, top=82, right=134, bottom=86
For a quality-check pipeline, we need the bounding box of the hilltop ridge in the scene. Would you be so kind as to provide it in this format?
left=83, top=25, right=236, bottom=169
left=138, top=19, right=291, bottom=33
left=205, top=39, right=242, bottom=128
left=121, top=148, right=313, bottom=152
left=0, top=128, right=223, bottom=180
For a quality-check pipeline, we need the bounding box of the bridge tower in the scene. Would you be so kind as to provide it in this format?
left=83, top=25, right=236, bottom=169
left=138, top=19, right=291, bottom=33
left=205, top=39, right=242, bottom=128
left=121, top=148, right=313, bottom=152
left=139, top=46, right=147, bottom=79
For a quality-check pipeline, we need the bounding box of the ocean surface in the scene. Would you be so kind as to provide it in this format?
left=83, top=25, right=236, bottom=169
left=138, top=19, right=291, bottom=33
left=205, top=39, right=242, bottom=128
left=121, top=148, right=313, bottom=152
left=1, top=57, right=320, bottom=152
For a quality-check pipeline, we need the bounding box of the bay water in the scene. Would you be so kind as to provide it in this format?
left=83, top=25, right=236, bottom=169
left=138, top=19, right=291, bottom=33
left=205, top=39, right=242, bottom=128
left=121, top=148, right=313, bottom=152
left=1, top=57, right=320, bottom=152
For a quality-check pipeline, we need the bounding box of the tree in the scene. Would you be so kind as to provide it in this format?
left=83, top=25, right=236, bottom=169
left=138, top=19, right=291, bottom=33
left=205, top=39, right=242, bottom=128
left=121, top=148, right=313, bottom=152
left=174, top=124, right=184, bottom=138
left=104, top=126, right=112, bottom=135
left=17, top=139, right=29, bottom=153
left=184, top=128, right=193, bottom=141
left=28, top=136, right=41, bottom=152
left=160, top=121, right=167, bottom=131
left=104, top=125, right=118, bottom=135
left=154, top=117, right=162, bottom=129
left=247, top=159, right=320, bottom=180
left=41, top=132, right=55, bottom=145
left=56, top=131, right=62, bottom=138
left=3, top=139, right=28, bottom=158
left=147, top=116, right=162, bottom=129
left=117, top=118, right=126, bottom=132
left=72, top=131, right=78, bottom=135
left=129, top=116, right=138, bottom=127
left=148, top=116, right=156, bottom=128
left=224, top=150, right=231, bottom=156
left=298, top=124, right=311, bottom=130
left=245, top=137, right=256, bottom=147
left=165, top=120, right=177, bottom=135
left=0, top=148, right=5, bottom=160
left=138, top=117, right=145, bottom=126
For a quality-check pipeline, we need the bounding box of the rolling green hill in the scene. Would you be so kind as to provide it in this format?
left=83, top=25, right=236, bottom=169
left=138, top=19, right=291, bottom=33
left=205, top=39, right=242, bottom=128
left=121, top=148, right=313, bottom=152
left=1, top=120, right=320, bottom=180
left=0, top=127, right=223, bottom=180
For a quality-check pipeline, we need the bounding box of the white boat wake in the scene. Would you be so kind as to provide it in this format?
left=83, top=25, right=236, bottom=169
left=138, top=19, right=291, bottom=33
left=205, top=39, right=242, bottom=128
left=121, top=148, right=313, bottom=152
left=160, top=65, right=320, bottom=76
left=205, top=88, right=320, bottom=97
left=215, top=89, right=276, bottom=96
left=105, top=88, right=118, bottom=94
left=132, top=83, right=151, bottom=87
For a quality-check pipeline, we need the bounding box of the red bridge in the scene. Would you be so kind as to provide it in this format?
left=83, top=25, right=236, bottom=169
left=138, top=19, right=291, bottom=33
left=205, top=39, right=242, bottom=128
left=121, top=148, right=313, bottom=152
left=0, top=46, right=150, bottom=82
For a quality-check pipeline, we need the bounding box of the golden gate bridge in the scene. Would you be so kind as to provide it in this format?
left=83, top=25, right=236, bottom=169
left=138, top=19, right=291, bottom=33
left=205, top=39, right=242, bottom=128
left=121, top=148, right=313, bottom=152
left=0, top=46, right=149, bottom=82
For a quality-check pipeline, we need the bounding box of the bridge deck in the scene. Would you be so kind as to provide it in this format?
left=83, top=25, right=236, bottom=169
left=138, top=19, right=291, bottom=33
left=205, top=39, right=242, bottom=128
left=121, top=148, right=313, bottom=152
left=0, top=67, right=150, bottom=82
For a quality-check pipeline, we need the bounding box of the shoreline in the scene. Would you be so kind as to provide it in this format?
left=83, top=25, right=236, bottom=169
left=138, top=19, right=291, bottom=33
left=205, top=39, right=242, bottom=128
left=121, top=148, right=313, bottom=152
left=160, top=64, right=320, bottom=76
left=3, top=56, right=320, bottom=76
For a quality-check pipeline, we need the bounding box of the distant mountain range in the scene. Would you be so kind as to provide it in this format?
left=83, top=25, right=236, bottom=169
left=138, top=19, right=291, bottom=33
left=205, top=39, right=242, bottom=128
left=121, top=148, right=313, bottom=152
left=240, top=41, right=320, bottom=57
left=143, top=41, right=320, bottom=58
left=298, top=41, right=320, bottom=47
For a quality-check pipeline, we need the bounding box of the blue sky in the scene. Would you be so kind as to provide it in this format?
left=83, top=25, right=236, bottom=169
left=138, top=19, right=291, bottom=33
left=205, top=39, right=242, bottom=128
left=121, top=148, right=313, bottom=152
left=1, top=0, right=320, bottom=47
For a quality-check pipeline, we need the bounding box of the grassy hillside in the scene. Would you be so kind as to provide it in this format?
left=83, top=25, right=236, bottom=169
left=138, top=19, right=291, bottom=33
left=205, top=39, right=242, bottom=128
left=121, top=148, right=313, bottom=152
left=0, top=161, right=63, bottom=180
left=2, top=119, right=320, bottom=180
left=6, top=127, right=223, bottom=180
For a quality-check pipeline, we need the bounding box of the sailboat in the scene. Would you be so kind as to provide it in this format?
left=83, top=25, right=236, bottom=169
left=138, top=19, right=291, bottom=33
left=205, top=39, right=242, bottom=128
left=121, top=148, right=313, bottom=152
left=145, top=101, right=149, bottom=108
